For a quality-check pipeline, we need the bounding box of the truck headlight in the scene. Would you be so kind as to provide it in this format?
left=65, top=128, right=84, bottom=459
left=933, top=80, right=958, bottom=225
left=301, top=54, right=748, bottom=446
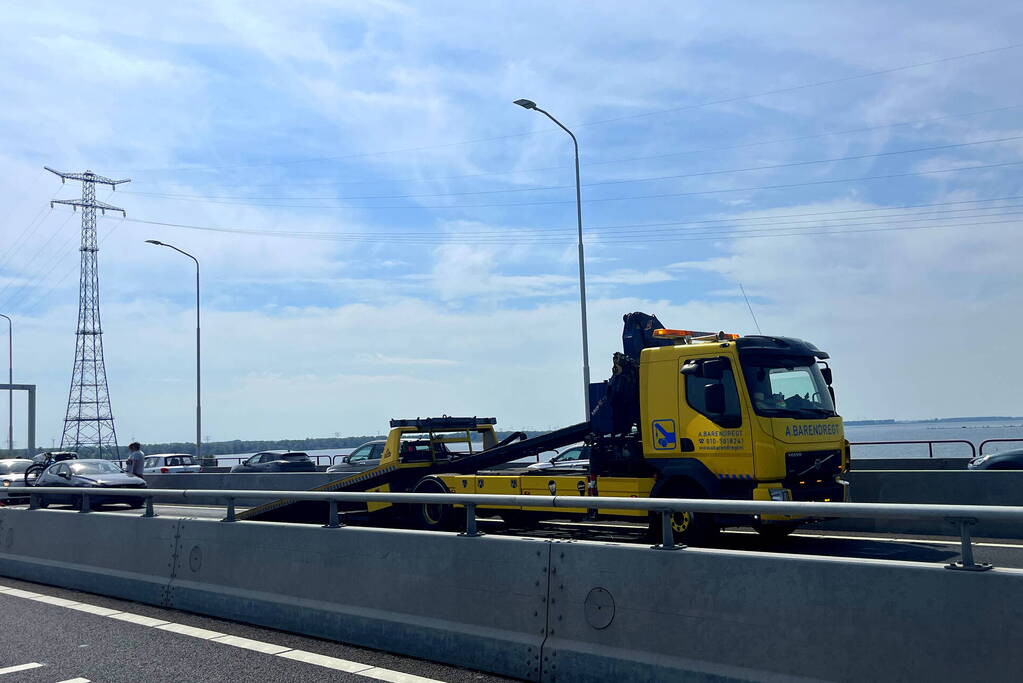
left=769, top=488, right=790, bottom=501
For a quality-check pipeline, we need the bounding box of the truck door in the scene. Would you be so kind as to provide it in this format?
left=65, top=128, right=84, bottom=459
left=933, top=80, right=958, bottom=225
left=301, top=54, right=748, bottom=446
left=677, top=356, right=754, bottom=479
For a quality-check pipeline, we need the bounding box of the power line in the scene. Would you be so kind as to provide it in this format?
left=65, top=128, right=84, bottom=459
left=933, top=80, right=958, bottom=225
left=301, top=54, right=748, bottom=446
left=133, top=103, right=1023, bottom=191
left=101, top=42, right=1023, bottom=174
left=123, top=135, right=1023, bottom=202
left=0, top=211, right=76, bottom=305
left=17, top=219, right=124, bottom=314
left=117, top=197, right=1023, bottom=244
left=113, top=207, right=1023, bottom=246
left=116, top=160, right=1023, bottom=210
left=115, top=195, right=1023, bottom=239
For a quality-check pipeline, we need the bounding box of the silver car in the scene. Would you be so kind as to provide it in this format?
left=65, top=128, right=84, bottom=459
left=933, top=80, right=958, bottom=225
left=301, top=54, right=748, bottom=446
left=525, top=445, right=589, bottom=471
left=326, top=440, right=386, bottom=473
left=143, top=453, right=201, bottom=474
left=0, top=458, right=32, bottom=501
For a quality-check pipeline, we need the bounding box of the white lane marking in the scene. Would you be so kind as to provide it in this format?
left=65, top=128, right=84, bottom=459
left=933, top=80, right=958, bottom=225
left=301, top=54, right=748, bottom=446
left=0, top=662, right=44, bottom=675
left=212, top=635, right=292, bottom=655
left=0, top=589, right=446, bottom=683
left=360, top=667, right=445, bottom=683
left=155, top=623, right=226, bottom=640
left=27, top=594, right=81, bottom=608
left=108, top=612, right=170, bottom=627
left=64, top=603, right=122, bottom=617
left=276, top=649, right=374, bottom=674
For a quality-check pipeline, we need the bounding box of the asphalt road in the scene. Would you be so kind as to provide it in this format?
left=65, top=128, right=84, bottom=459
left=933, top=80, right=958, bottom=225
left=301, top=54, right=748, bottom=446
left=0, top=575, right=511, bottom=683
left=5, top=500, right=1020, bottom=569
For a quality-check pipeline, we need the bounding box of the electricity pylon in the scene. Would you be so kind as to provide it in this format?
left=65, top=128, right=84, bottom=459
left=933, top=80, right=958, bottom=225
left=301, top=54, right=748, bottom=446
left=44, top=167, right=129, bottom=458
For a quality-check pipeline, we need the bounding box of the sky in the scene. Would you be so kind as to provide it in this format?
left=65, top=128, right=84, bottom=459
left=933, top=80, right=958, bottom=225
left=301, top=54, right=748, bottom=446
left=1, top=1, right=1022, bottom=447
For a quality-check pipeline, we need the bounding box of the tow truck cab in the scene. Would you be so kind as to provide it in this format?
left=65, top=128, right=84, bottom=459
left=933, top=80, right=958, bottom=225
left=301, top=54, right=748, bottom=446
left=637, top=331, right=846, bottom=507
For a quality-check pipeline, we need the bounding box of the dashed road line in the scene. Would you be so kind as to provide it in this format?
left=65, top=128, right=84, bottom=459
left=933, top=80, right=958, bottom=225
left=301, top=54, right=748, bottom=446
left=0, top=663, right=44, bottom=675
left=0, top=584, right=445, bottom=682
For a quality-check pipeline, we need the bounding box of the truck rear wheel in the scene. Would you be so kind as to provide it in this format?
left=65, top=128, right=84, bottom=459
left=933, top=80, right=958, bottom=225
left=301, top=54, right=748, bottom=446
left=411, top=476, right=460, bottom=531
left=647, top=480, right=718, bottom=547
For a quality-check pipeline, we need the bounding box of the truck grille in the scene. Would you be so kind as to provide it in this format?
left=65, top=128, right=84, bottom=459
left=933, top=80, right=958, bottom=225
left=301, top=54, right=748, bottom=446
left=785, top=450, right=841, bottom=481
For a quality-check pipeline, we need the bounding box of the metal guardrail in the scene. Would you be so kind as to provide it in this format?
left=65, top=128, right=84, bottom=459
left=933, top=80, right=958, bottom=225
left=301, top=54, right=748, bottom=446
left=6, top=487, right=1019, bottom=572
left=979, top=438, right=1023, bottom=455
left=850, top=439, right=976, bottom=459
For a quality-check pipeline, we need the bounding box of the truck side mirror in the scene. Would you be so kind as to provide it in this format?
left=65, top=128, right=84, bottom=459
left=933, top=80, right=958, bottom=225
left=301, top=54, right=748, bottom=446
left=705, top=383, right=726, bottom=414
left=702, top=358, right=726, bottom=380
left=820, top=367, right=833, bottom=385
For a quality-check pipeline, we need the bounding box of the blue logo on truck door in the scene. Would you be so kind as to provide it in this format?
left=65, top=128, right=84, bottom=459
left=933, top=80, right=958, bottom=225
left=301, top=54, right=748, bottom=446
left=652, top=419, right=677, bottom=450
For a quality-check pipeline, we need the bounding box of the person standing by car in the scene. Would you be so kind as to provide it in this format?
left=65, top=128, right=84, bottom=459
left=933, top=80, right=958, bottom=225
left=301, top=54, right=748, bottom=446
left=126, top=442, right=146, bottom=479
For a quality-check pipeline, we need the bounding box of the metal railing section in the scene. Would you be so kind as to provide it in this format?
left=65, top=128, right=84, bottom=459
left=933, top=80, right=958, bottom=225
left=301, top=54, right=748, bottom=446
left=6, top=487, right=1018, bottom=572
left=850, top=439, right=976, bottom=459
left=979, top=438, right=1023, bottom=455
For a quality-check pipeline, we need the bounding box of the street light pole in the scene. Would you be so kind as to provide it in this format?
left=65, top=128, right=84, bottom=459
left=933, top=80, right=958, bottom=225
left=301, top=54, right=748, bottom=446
left=145, top=241, right=201, bottom=463
left=513, top=99, right=591, bottom=417
left=0, top=314, right=11, bottom=456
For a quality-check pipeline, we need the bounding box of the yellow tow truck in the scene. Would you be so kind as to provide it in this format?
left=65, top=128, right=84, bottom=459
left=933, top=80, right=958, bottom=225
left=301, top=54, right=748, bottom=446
left=242, top=312, right=848, bottom=544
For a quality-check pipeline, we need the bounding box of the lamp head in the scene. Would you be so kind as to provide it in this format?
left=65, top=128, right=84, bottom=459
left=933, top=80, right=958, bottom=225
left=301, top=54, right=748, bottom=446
left=513, top=99, right=538, bottom=110
left=145, top=240, right=163, bottom=246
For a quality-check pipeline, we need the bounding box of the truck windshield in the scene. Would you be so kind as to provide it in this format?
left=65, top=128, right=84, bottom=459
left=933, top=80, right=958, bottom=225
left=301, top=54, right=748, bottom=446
left=740, top=357, right=835, bottom=419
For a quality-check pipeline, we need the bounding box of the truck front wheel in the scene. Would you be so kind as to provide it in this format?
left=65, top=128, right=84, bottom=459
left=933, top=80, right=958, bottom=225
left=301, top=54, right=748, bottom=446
left=647, top=480, right=718, bottom=547
left=411, top=476, right=460, bottom=531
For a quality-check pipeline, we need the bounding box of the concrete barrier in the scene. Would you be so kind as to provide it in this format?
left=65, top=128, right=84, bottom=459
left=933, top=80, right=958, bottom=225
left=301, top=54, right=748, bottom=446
left=168, top=520, right=549, bottom=679
left=0, top=508, right=548, bottom=680
left=851, top=457, right=969, bottom=470
left=0, top=509, right=178, bottom=605
left=818, top=470, right=1023, bottom=537
left=545, top=539, right=1023, bottom=682
left=0, top=508, right=1021, bottom=681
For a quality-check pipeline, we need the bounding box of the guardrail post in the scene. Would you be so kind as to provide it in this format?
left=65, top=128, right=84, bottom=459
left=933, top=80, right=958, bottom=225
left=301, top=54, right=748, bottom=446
left=222, top=497, right=236, bottom=523
left=322, top=500, right=343, bottom=529
left=142, top=496, right=157, bottom=518
left=28, top=493, right=40, bottom=510
left=459, top=503, right=481, bottom=537
left=652, top=510, right=683, bottom=551
left=78, top=494, right=91, bottom=514
left=945, top=517, right=992, bottom=571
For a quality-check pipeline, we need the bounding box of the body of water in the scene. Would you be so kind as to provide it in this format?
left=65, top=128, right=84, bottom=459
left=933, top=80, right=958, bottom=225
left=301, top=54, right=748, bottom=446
left=846, top=419, right=1023, bottom=459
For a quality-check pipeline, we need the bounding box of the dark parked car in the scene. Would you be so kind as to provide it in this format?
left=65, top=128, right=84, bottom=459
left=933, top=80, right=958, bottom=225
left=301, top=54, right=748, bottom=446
left=968, top=449, right=1023, bottom=470
left=326, top=440, right=385, bottom=473
left=230, top=450, right=316, bottom=473
left=34, top=459, right=147, bottom=509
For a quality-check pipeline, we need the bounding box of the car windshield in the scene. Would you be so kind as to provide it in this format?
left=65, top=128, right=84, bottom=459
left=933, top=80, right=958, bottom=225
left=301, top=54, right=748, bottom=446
left=0, top=460, right=30, bottom=474
left=70, top=461, right=123, bottom=475
left=281, top=453, right=309, bottom=461
left=741, top=356, right=836, bottom=419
